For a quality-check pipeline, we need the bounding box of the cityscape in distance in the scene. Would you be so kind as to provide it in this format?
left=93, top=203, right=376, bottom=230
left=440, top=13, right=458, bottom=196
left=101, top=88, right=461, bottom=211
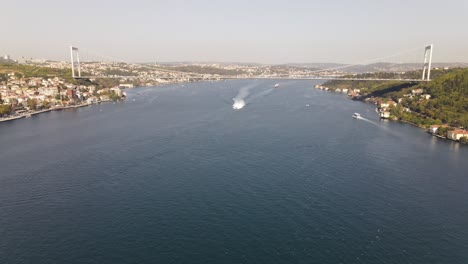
left=1, top=1, right=467, bottom=264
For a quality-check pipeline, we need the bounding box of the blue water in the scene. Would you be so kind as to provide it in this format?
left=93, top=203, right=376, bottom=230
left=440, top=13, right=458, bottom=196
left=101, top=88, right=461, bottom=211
left=1, top=80, right=467, bottom=264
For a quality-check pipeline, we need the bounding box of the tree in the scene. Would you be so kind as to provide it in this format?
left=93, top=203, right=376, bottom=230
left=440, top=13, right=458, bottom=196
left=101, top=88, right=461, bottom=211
left=42, top=100, right=50, bottom=109
left=460, top=136, right=468, bottom=143
left=14, top=72, right=23, bottom=79
left=108, top=90, right=122, bottom=101
left=27, top=98, right=38, bottom=110
left=437, top=127, right=445, bottom=137
left=0, top=104, right=12, bottom=116
left=9, top=98, right=18, bottom=108
left=0, top=73, right=8, bottom=83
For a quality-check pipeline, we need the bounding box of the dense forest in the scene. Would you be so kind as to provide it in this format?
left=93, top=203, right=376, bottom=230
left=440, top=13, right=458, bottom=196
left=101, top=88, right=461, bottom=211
left=324, top=68, right=468, bottom=128
left=420, top=69, right=468, bottom=127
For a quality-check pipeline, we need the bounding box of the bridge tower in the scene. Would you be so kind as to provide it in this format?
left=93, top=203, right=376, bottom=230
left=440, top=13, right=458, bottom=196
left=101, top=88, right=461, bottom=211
left=422, top=44, right=433, bottom=81
left=70, top=46, right=81, bottom=78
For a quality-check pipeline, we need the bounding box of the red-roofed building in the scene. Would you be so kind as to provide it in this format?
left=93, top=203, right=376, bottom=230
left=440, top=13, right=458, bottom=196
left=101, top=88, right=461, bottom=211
left=447, top=130, right=468, bottom=141
left=66, top=89, right=77, bottom=101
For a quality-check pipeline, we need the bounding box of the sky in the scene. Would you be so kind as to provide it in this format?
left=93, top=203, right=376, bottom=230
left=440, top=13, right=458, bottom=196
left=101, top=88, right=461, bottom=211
left=1, top=0, right=467, bottom=64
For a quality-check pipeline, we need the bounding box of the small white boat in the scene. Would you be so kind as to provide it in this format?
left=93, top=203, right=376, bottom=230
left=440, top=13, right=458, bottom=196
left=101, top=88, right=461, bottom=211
left=274, top=83, right=280, bottom=88
left=352, top=113, right=361, bottom=119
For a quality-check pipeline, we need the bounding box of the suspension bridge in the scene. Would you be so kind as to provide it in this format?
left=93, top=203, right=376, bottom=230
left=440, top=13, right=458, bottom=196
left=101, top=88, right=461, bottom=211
left=69, top=45, right=434, bottom=82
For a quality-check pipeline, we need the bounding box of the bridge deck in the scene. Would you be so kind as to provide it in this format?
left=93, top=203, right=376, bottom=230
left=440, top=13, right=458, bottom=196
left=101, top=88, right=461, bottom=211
left=75, top=76, right=427, bottom=82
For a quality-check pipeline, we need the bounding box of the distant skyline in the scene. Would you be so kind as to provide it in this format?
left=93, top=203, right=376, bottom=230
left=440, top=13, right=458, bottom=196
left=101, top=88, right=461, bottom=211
left=1, top=0, right=467, bottom=64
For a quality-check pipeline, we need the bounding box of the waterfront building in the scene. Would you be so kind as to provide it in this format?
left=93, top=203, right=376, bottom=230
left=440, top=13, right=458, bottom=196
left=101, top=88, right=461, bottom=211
left=447, top=130, right=468, bottom=141
left=119, top=84, right=134, bottom=89
left=66, top=89, right=77, bottom=101
left=380, top=111, right=391, bottom=119
left=110, top=87, right=123, bottom=96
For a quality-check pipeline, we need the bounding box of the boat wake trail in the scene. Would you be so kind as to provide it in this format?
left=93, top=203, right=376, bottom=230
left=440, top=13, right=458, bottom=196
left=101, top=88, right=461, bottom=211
left=357, top=116, right=379, bottom=126
left=356, top=116, right=404, bottom=138
left=232, top=83, right=258, bottom=110
left=247, top=88, right=275, bottom=102
left=232, top=85, right=276, bottom=110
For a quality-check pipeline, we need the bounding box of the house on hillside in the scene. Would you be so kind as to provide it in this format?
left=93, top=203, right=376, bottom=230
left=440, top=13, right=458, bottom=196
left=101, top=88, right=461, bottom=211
left=428, top=125, right=448, bottom=134
left=380, top=111, right=391, bottom=119
left=421, top=94, right=431, bottom=100
left=110, top=87, right=122, bottom=96
left=412, top=88, right=423, bottom=95
left=380, top=100, right=397, bottom=109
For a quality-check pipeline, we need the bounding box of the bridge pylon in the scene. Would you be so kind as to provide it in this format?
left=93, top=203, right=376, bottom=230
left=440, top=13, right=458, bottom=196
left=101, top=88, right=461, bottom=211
left=422, top=44, right=433, bottom=81
left=70, top=46, right=81, bottom=79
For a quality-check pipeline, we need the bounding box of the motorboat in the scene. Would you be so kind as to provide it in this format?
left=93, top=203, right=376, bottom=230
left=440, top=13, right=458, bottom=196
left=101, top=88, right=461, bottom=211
left=232, top=99, right=245, bottom=110
left=352, top=113, right=361, bottom=119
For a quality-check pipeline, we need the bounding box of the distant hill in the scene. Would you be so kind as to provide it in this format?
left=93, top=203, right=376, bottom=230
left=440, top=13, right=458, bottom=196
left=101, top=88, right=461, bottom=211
left=287, top=62, right=468, bottom=73
left=286, top=63, right=346, bottom=69
left=0, top=63, right=73, bottom=80
left=0, top=58, right=15, bottom=64
left=142, top=61, right=468, bottom=72
left=140, top=62, right=264, bottom=66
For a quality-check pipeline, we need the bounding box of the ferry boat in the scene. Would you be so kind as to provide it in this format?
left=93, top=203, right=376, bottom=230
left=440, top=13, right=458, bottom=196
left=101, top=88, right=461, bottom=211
left=352, top=113, right=361, bottom=119
left=274, top=83, right=280, bottom=88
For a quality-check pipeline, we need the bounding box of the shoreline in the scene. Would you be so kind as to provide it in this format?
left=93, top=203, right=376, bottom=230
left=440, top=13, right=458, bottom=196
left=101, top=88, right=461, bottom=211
left=316, top=86, right=467, bottom=145
left=355, top=97, right=467, bottom=145
left=2, top=82, right=467, bottom=145
left=0, top=99, right=119, bottom=123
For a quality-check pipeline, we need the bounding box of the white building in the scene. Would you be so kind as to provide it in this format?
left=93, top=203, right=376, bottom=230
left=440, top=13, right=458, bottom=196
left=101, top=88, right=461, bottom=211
left=119, top=84, right=134, bottom=88
left=110, top=87, right=122, bottom=96
left=447, top=130, right=468, bottom=141
left=412, top=89, right=423, bottom=95
left=429, top=125, right=445, bottom=134
left=380, top=111, right=391, bottom=119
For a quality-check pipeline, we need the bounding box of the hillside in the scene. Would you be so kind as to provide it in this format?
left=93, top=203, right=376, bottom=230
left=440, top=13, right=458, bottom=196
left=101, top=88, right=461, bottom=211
left=157, top=65, right=246, bottom=76
left=324, top=68, right=468, bottom=128
left=0, top=63, right=123, bottom=89
left=0, top=63, right=75, bottom=82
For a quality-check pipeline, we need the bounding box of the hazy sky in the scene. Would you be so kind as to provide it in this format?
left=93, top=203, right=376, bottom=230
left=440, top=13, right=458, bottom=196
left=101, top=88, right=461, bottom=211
left=1, top=0, right=467, bottom=63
